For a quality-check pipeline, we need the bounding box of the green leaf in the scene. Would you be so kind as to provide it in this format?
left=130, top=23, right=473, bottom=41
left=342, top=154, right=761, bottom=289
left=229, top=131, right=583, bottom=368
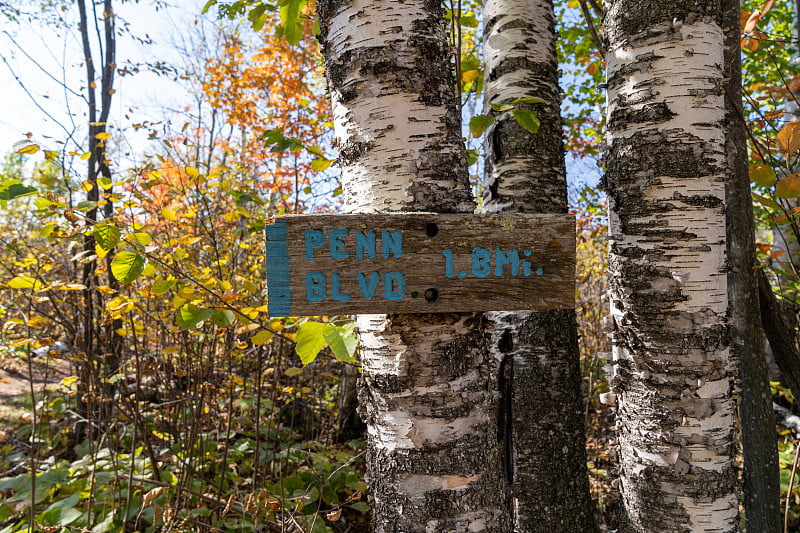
left=211, top=309, right=236, bottom=327
left=111, top=251, right=146, bottom=284
left=460, top=14, right=479, bottom=27
left=512, top=109, right=541, bottom=134
left=323, top=326, right=357, bottom=363
left=311, top=157, right=333, bottom=171
left=0, top=180, right=37, bottom=200
left=201, top=0, right=217, bottom=14
left=97, top=177, right=113, bottom=190
left=93, top=223, right=121, bottom=251
left=152, top=279, right=177, bottom=295
left=465, top=149, right=480, bottom=166
left=513, top=97, right=547, bottom=105
left=490, top=102, right=514, bottom=112
left=469, top=114, right=496, bottom=137
left=279, top=0, right=306, bottom=45
left=295, top=321, right=328, bottom=365
left=176, top=304, right=213, bottom=330
left=128, top=232, right=153, bottom=247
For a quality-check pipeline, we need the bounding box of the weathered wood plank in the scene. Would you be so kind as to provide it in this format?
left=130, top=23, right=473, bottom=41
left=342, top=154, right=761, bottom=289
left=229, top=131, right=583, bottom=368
left=265, top=213, right=575, bottom=315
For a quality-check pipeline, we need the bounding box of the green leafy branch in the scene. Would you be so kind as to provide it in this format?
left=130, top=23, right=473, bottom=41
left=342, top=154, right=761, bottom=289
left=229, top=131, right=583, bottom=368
left=469, top=97, right=546, bottom=138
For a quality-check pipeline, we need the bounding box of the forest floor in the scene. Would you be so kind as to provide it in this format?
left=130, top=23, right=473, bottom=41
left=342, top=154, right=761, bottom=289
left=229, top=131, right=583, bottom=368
left=0, top=352, right=622, bottom=531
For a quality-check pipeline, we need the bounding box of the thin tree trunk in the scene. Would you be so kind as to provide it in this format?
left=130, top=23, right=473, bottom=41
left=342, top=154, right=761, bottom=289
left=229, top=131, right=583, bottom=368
left=316, top=1, right=511, bottom=530
left=482, top=0, right=595, bottom=530
left=722, top=0, right=781, bottom=529
left=603, top=2, right=738, bottom=530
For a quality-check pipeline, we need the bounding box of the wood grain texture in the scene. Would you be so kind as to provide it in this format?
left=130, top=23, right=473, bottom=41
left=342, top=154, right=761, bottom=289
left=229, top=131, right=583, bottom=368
left=265, top=213, right=574, bottom=315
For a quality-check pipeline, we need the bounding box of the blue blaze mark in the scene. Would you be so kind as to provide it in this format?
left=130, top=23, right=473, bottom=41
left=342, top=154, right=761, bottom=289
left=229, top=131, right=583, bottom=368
left=536, top=267, right=544, bottom=276
left=266, top=220, right=291, bottom=316
left=458, top=270, right=468, bottom=279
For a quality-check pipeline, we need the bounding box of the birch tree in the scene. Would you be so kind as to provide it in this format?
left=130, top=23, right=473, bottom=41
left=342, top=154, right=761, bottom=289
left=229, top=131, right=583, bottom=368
left=603, top=1, right=739, bottom=530
left=316, top=0, right=511, bottom=530
left=482, top=0, right=594, bottom=529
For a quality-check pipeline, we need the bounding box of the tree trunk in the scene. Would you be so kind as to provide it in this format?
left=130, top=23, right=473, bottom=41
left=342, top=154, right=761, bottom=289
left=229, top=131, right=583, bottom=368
left=316, top=1, right=511, bottom=530
left=603, top=2, right=738, bottom=530
left=482, top=0, right=595, bottom=530
left=722, top=0, right=781, bottom=529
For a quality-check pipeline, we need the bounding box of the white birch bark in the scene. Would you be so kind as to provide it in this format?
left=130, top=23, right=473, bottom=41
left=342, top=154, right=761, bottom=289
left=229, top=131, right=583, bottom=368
left=482, top=0, right=595, bottom=530
left=317, top=0, right=511, bottom=530
left=603, top=2, right=738, bottom=530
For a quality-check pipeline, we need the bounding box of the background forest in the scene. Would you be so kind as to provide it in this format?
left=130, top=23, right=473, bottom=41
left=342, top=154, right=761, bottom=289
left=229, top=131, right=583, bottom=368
left=0, top=0, right=799, bottom=531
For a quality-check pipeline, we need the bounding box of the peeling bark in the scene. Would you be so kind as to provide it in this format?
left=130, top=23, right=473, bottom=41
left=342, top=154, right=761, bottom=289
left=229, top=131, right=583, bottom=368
left=603, top=2, right=739, bottom=531
left=317, top=0, right=511, bottom=530
left=482, top=0, right=595, bottom=530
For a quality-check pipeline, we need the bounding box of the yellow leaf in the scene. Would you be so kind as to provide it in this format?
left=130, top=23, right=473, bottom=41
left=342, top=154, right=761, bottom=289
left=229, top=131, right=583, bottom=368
left=778, top=122, right=800, bottom=154
left=96, top=285, right=118, bottom=295
left=81, top=180, right=94, bottom=192
left=185, top=166, right=200, bottom=177
left=161, top=207, right=178, bottom=221
left=9, top=338, right=33, bottom=347
left=80, top=152, right=92, bottom=160
left=461, top=69, right=479, bottom=83
left=7, top=276, right=42, bottom=290
left=95, top=132, right=111, bottom=141
left=252, top=330, right=274, bottom=345
left=60, top=376, right=79, bottom=387
left=17, top=144, right=40, bottom=155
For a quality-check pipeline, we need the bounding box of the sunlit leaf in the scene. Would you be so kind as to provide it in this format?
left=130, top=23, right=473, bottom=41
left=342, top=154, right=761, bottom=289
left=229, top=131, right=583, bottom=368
left=111, top=251, right=146, bottom=284
left=93, top=223, right=121, bottom=251
left=469, top=114, right=496, bottom=137
left=750, top=164, right=777, bottom=187
left=513, top=97, right=547, bottom=105
left=778, top=123, right=800, bottom=154
left=311, top=157, right=333, bottom=171
left=776, top=174, right=800, bottom=198
left=0, top=180, right=36, bottom=200
left=95, top=132, right=111, bottom=141
left=185, top=165, right=200, bottom=177
left=295, top=321, right=328, bottom=365
left=490, top=102, right=514, bottom=112
left=252, top=330, right=274, bottom=345
left=97, top=177, right=113, bottom=190
left=323, top=326, right=357, bottom=363
left=16, top=144, right=39, bottom=155
left=211, top=309, right=236, bottom=327
left=152, top=279, right=177, bottom=295
left=7, top=276, right=42, bottom=290
left=176, top=304, right=213, bottom=330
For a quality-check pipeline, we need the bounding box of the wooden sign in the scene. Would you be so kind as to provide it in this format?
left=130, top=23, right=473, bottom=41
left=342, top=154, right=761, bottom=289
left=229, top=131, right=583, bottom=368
left=265, top=213, right=575, bottom=316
